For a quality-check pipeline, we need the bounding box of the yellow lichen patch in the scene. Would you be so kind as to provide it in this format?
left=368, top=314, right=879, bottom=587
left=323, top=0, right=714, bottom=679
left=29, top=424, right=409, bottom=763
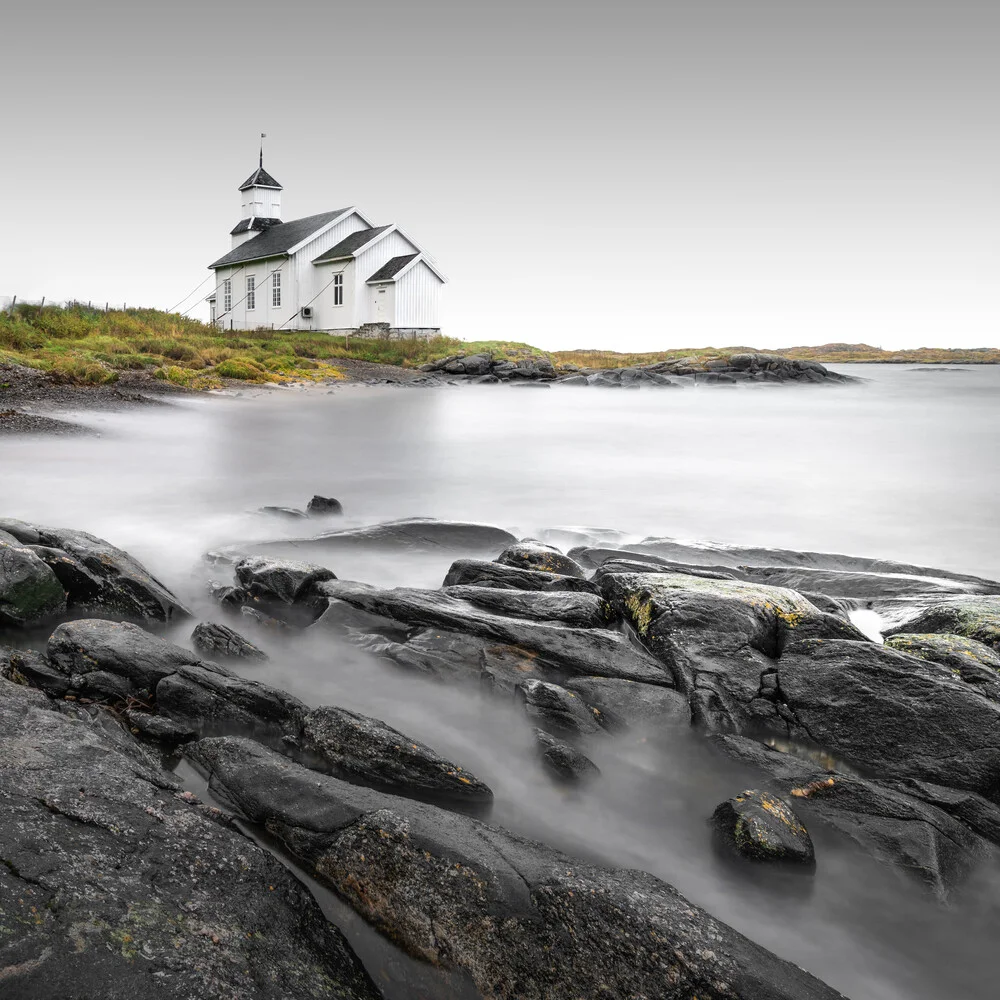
left=790, top=777, right=836, bottom=799
left=757, top=794, right=808, bottom=834
left=624, top=592, right=654, bottom=638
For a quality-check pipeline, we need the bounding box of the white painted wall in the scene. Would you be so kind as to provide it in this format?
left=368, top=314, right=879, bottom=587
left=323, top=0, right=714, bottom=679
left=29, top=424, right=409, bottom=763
left=240, top=186, right=281, bottom=219
left=366, top=281, right=396, bottom=325
left=213, top=257, right=292, bottom=330
left=353, top=230, right=419, bottom=323
left=393, top=260, right=443, bottom=328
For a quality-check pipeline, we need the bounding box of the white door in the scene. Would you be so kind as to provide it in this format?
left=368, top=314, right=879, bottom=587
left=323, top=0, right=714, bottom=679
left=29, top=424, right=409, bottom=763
left=374, top=288, right=387, bottom=320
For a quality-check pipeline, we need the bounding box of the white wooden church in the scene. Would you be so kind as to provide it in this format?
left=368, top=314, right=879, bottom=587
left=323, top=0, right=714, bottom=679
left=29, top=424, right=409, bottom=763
left=207, top=156, right=445, bottom=336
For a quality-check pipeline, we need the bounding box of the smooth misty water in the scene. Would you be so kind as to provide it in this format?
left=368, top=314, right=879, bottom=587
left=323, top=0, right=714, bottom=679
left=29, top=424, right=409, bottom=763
left=3, top=363, right=1000, bottom=1000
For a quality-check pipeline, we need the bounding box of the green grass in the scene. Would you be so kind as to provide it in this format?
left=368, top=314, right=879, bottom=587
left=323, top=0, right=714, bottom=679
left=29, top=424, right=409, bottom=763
left=0, top=303, right=543, bottom=387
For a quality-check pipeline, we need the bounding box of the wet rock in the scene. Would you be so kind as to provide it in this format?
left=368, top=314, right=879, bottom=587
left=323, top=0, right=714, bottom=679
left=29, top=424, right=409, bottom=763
left=245, top=517, right=517, bottom=556
left=301, top=705, right=493, bottom=806
left=307, top=494, right=344, bottom=516
left=0, top=517, right=189, bottom=621
left=600, top=570, right=870, bottom=730
left=518, top=678, right=603, bottom=737
left=563, top=676, right=691, bottom=731
left=123, top=708, right=197, bottom=745
left=883, top=596, right=1000, bottom=650
left=773, top=639, right=1000, bottom=796
left=884, top=631, right=1000, bottom=678
left=0, top=680, right=378, bottom=1000
left=710, top=734, right=994, bottom=895
left=239, top=605, right=291, bottom=630
left=0, top=540, right=66, bottom=626
left=557, top=374, right=589, bottom=386
left=191, top=621, right=268, bottom=660
left=319, top=580, right=672, bottom=684
left=46, top=619, right=306, bottom=744
left=187, top=735, right=843, bottom=1000
left=234, top=555, right=336, bottom=624
left=496, top=540, right=587, bottom=578
left=712, top=788, right=815, bottom=865
left=443, top=584, right=610, bottom=628
left=442, top=557, right=599, bottom=594
left=0, top=645, right=70, bottom=696
left=534, top=728, right=601, bottom=783
left=577, top=535, right=1000, bottom=593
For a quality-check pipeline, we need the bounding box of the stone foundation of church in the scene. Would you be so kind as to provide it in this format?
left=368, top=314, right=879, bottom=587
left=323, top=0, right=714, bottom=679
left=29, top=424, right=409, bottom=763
left=325, top=325, right=440, bottom=341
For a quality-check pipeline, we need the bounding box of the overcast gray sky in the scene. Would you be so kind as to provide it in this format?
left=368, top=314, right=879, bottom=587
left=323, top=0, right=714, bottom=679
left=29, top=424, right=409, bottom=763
left=2, top=1, right=996, bottom=350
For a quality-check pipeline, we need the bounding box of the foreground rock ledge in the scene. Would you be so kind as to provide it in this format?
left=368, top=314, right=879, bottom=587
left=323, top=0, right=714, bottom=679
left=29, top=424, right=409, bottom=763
left=188, top=735, right=845, bottom=1000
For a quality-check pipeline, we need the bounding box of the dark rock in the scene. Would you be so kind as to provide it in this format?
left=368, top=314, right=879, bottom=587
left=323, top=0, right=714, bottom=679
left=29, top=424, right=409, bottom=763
left=318, top=580, right=672, bottom=684
left=307, top=495, right=344, bottom=516
left=774, top=639, right=1000, bottom=796
left=443, top=584, right=610, bottom=628
left=123, top=708, right=197, bottom=745
left=518, top=678, right=603, bottom=737
left=472, top=373, right=500, bottom=384
left=0, top=680, right=378, bottom=1000
left=186, top=735, right=844, bottom=1000
left=563, top=676, right=691, bottom=732
left=191, top=621, right=268, bottom=660
left=712, top=789, right=815, bottom=865
left=534, top=728, right=601, bottom=783
left=0, top=540, right=66, bottom=626
left=884, top=631, right=1000, bottom=678
left=442, top=557, right=599, bottom=594
left=0, top=646, right=70, bottom=696
left=883, top=596, right=1000, bottom=649
left=495, top=540, right=587, bottom=578
left=300, top=705, right=493, bottom=806
left=234, top=555, right=336, bottom=624
left=600, top=570, right=870, bottom=730
left=710, top=734, right=994, bottom=895
left=557, top=375, right=589, bottom=386
left=0, top=517, right=188, bottom=621
left=239, top=605, right=291, bottom=630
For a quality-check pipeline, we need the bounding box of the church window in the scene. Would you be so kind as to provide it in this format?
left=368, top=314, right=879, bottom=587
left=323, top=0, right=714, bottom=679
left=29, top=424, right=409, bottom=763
left=333, top=272, right=344, bottom=306
left=246, top=275, right=256, bottom=310
left=272, top=271, right=281, bottom=307
left=223, top=279, right=232, bottom=313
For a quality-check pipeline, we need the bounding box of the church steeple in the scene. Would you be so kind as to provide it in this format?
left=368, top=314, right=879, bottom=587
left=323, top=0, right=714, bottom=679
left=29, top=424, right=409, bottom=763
left=231, top=151, right=283, bottom=247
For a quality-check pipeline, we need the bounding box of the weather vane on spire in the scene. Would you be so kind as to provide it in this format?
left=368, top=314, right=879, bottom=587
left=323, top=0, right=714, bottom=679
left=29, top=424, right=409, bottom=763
left=259, top=133, right=266, bottom=168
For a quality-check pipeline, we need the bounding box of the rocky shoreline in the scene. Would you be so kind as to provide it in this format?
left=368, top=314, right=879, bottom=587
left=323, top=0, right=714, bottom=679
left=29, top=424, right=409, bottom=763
left=3, top=510, right=1000, bottom=998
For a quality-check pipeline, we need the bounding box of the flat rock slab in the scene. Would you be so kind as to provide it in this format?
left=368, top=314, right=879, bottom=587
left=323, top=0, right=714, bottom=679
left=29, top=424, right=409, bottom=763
left=187, top=735, right=845, bottom=1000
left=884, top=596, right=1000, bottom=650
left=443, top=557, right=599, bottom=594
left=0, top=679, right=378, bottom=1000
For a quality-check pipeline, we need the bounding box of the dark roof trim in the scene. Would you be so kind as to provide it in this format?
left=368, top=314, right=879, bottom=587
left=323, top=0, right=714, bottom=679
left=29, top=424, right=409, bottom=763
left=239, top=165, right=283, bottom=191
left=312, top=226, right=392, bottom=264
left=209, top=209, right=351, bottom=268
left=365, top=253, right=420, bottom=283
left=229, top=216, right=284, bottom=236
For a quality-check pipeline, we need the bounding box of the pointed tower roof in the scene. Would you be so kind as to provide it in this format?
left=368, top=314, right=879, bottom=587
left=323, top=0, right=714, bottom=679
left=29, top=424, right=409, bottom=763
left=238, top=151, right=282, bottom=191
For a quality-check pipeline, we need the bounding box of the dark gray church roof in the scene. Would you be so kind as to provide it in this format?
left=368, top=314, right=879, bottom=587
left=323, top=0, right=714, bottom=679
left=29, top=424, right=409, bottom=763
left=209, top=210, right=351, bottom=268
left=238, top=166, right=283, bottom=191
left=366, top=253, right=420, bottom=282
left=229, top=217, right=284, bottom=236
left=312, top=226, right=391, bottom=263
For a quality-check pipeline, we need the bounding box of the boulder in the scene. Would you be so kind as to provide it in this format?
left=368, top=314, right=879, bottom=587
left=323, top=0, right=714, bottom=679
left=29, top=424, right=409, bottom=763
left=0, top=680, right=378, bottom=1000
left=307, top=495, right=344, bottom=516
left=711, top=789, right=815, bottom=865
left=884, top=632, right=1000, bottom=679
left=599, top=570, right=870, bottom=730
left=0, top=540, right=66, bottom=626
left=534, top=728, right=601, bottom=784
left=300, top=705, right=493, bottom=807
left=0, top=518, right=188, bottom=621
left=443, top=584, right=610, bottom=628
left=496, top=540, right=587, bottom=578
left=883, top=596, right=1000, bottom=650
left=186, top=736, right=844, bottom=1000
left=518, top=678, right=603, bottom=737
left=563, top=676, right=691, bottom=732
left=710, top=734, right=995, bottom=895
left=233, top=555, right=335, bottom=624
left=191, top=621, right=268, bottom=661
left=318, top=580, right=672, bottom=684
left=442, top=557, right=599, bottom=594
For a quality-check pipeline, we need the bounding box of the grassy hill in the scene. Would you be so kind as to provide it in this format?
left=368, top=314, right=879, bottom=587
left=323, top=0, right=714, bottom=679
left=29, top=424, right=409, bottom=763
left=2, top=304, right=995, bottom=389
left=0, top=303, right=539, bottom=388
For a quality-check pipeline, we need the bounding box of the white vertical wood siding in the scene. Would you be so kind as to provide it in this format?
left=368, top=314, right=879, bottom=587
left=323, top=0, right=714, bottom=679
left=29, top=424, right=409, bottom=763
left=240, top=187, right=281, bottom=219
left=394, top=261, right=442, bottom=328
left=353, top=231, right=419, bottom=323
left=292, top=213, right=370, bottom=329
